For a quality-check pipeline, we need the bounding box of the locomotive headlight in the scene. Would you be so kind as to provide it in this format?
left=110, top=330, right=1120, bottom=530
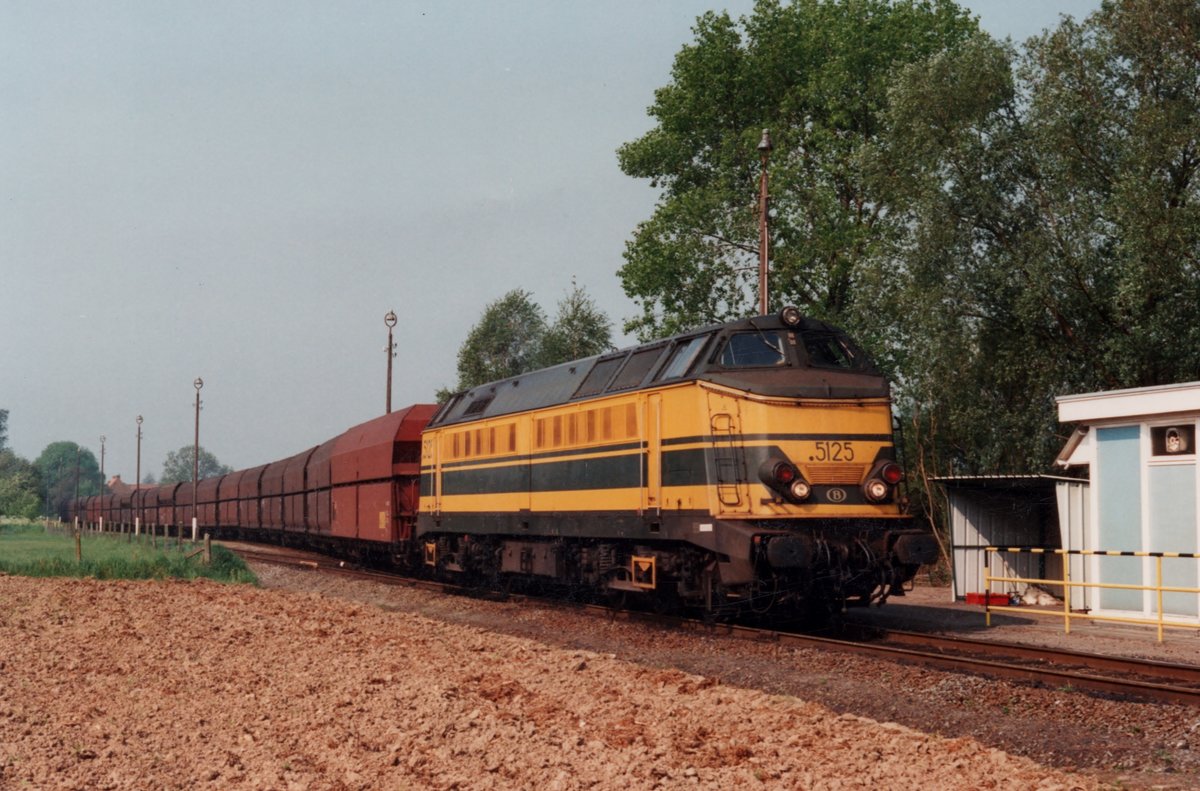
left=880, top=463, right=904, bottom=485
left=758, top=458, right=809, bottom=502
left=780, top=305, right=804, bottom=328
left=759, top=458, right=798, bottom=488
left=863, top=478, right=890, bottom=503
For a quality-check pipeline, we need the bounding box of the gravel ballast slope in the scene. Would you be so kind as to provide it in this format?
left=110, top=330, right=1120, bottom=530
left=0, top=575, right=1092, bottom=790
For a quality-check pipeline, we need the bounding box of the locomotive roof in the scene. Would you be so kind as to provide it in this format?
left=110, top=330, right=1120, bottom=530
left=429, top=311, right=890, bottom=429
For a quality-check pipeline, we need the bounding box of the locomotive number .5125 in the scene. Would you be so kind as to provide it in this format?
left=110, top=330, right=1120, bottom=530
left=812, top=441, right=855, bottom=462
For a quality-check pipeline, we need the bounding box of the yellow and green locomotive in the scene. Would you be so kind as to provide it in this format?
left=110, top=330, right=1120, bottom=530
left=417, top=308, right=937, bottom=615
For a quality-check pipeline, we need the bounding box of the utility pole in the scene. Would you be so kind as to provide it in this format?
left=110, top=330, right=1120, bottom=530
left=384, top=310, right=397, bottom=414
left=192, top=378, right=203, bottom=543
left=757, top=129, right=773, bottom=316
left=98, top=435, right=106, bottom=532
left=135, top=415, right=143, bottom=535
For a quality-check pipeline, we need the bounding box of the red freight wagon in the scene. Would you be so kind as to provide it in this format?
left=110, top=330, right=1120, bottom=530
left=329, top=405, right=437, bottom=542
left=237, top=464, right=267, bottom=529
left=282, top=448, right=317, bottom=532
left=218, top=469, right=246, bottom=527
left=259, top=458, right=289, bottom=530
left=306, top=438, right=337, bottom=535
left=196, top=475, right=223, bottom=529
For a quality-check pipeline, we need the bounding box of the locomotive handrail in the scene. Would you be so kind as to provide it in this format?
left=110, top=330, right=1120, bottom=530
left=983, top=546, right=1200, bottom=643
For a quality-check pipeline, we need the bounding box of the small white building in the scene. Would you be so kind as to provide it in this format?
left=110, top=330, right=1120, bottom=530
left=1057, top=381, right=1200, bottom=621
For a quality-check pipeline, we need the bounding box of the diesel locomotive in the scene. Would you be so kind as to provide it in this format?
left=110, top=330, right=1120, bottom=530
left=70, top=308, right=938, bottom=617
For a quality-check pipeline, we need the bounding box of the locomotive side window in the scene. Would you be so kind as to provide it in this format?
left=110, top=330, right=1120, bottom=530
left=719, top=332, right=786, bottom=367
left=656, top=335, right=708, bottom=380
left=573, top=356, right=624, bottom=398
left=800, top=330, right=864, bottom=370
left=608, top=346, right=665, bottom=391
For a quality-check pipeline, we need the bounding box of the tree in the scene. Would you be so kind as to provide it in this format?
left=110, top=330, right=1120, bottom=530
left=34, top=442, right=103, bottom=518
left=160, top=445, right=233, bottom=484
left=447, top=289, right=548, bottom=395
left=857, top=0, right=1200, bottom=475
left=0, top=409, right=8, bottom=453
left=438, top=284, right=617, bottom=401
left=0, top=450, right=41, bottom=520
left=537, top=280, right=615, bottom=367
left=616, top=0, right=981, bottom=339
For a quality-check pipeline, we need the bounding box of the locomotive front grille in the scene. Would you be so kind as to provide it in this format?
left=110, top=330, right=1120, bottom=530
left=804, top=464, right=867, bottom=484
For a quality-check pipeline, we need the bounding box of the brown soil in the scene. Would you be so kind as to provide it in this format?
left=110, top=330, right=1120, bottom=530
left=0, top=572, right=1096, bottom=790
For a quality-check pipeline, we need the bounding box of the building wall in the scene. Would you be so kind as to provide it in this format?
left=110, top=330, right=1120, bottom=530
left=1092, top=420, right=1199, bottom=618
left=1055, top=480, right=1090, bottom=610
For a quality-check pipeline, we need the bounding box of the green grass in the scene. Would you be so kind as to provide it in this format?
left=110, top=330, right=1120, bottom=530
left=0, top=522, right=257, bottom=584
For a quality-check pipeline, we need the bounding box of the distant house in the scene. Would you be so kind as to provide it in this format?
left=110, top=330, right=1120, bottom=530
left=105, top=475, right=141, bottom=496
left=1056, top=381, right=1200, bottom=621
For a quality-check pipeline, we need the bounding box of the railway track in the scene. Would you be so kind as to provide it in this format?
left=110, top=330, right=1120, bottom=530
left=230, top=542, right=1200, bottom=708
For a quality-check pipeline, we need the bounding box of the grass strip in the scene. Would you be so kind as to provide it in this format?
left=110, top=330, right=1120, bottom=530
left=0, top=522, right=257, bottom=584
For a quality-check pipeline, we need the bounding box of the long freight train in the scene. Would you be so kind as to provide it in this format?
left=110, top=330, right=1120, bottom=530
left=70, top=309, right=938, bottom=616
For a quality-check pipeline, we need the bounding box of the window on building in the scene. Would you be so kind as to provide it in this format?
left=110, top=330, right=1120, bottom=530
left=1152, top=425, right=1195, bottom=457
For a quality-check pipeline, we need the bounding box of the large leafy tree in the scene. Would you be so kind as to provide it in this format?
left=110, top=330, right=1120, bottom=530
left=0, top=450, right=41, bottom=519
left=34, top=442, right=103, bottom=517
left=0, top=409, right=8, bottom=452
left=160, top=445, right=233, bottom=484
left=450, top=289, right=548, bottom=394
left=617, top=0, right=980, bottom=339
left=440, top=284, right=614, bottom=399
left=859, top=0, right=1200, bottom=475
left=537, top=280, right=615, bottom=367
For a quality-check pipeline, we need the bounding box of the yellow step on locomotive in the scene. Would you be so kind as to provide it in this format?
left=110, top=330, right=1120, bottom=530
left=418, top=307, right=938, bottom=617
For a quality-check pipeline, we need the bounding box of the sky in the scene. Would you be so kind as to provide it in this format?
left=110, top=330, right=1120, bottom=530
left=2, top=0, right=1101, bottom=481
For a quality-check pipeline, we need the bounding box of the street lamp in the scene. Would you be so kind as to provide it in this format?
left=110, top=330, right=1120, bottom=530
left=757, top=128, right=773, bottom=316
left=192, top=377, right=203, bottom=543
left=99, top=435, right=106, bottom=532
left=74, top=445, right=81, bottom=530
left=135, top=415, right=143, bottom=535
left=384, top=310, right=397, bottom=414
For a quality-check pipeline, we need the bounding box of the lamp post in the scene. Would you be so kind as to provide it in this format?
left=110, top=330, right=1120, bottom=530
left=135, top=415, right=143, bottom=536
left=74, top=445, right=81, bottom=531
left=99, top=435, right=106, bottom=532
left=192, top=377, right=203, bottom=543
left=757, top=128, right=773, bottom=317
left=384, top=310, right=397, bottom=414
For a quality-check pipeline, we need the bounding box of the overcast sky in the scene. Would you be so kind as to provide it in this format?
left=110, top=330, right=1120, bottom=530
left=2, top=0, right=1101, bottom=481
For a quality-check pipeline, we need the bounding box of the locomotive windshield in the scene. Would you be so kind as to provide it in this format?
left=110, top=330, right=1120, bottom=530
left=800, top=329, right=867, bottom=370
left=719, top=332, right=787, bottom=367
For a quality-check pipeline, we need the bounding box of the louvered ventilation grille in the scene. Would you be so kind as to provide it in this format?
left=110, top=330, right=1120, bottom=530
left=805, top=464, right=867, bottom=484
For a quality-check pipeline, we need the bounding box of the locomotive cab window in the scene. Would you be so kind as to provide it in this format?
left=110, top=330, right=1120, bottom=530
left=800, top=329, right=866, bottom=370
left=719, top=331, right=787, bottom=367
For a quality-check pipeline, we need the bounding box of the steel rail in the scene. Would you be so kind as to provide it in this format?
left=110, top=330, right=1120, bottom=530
left=844, top=625, right=1200, bottom=685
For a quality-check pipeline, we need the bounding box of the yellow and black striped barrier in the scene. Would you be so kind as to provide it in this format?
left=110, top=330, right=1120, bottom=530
left=983, top=546, right=1200, bottom=643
